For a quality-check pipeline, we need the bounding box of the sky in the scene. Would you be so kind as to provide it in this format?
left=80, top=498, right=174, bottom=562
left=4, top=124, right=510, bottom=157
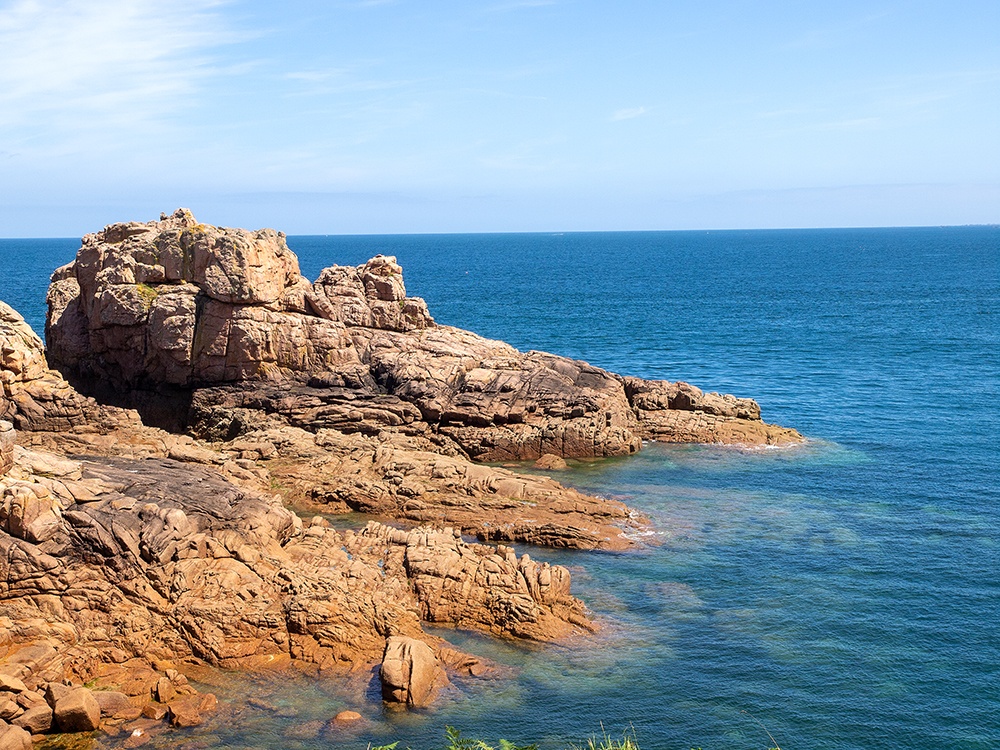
left=0, top=0, right=997, bottom=237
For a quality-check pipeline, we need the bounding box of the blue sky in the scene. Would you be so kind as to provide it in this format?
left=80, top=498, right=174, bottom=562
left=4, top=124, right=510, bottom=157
left=1, top=0, right=997, bottom=236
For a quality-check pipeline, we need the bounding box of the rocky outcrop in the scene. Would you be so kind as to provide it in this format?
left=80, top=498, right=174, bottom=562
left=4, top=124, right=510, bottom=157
left=368, top=523, right=594, bottom=639
left=9, top=300, right=641, bottom=550
left=624, top=377, right=803, bottom=444
left=45, top=209, right=431, bottom=394
left=0, top=442, right=592, bottom=695
left=46, top=209, right=802, bottom=456
left=0, top=209, right=812, bottom=727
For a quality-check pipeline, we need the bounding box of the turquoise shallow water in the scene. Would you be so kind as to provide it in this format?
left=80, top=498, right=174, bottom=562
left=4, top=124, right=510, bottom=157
left=1, top=226, right=998, bottom=749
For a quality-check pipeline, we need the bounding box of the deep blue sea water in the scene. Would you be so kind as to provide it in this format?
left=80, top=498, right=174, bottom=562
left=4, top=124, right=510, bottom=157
left=1, top=227, right=998, bottom=749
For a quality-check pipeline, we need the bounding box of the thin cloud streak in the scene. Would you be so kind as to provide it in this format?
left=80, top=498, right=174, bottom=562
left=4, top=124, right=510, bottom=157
left=611, top=107, right=648, bottom=121
left=0, top=0, right=245, bottom=133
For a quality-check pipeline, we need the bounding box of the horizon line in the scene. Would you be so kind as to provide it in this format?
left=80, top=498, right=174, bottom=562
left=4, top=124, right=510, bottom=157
left=2, top=222, right=997, bottom=241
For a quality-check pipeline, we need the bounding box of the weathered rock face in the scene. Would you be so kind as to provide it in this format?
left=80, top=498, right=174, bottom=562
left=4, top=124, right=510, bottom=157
left=13, top=307, right=642, bottom=551
left=46, top=210, right=801, bottom=456
left=380, top=636, right=449, bottom=707
left=314, top=254, right=435, bottom=332
left=0, top=443, right=591, bottom=689
left=0, top=422, right=12, bottom=477
left=46, top=208, right=432, bottom=394
left=385, top=524, right=595, bottom=639
left=1, top=300, right=141, bottom=434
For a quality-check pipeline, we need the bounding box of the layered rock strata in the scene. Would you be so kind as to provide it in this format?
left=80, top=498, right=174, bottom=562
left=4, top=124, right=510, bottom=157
left=248, top=425, right=634, bottom=550
left=46, top=209, right=802, bottom=454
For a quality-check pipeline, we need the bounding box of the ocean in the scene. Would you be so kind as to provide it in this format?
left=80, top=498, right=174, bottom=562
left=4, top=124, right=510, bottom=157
left=0, top=226, right=997, bottom=749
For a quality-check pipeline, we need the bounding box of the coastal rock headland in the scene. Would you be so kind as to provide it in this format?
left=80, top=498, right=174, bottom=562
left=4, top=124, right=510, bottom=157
left=44, top=208, right=801, bottom=455
left=0, top=209, right=804, bottom=729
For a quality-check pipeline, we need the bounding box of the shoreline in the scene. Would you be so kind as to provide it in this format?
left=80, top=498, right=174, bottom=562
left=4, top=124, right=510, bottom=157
left=0, top=210, right=806, bottom=745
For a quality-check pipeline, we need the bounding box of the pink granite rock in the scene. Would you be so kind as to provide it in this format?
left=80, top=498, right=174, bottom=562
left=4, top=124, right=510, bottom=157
left=53, top=687, right=101, bottom=732
left=45, top=210, right=800, bottom=455
left=1, top=301, right=141, bottom=434
left=380, top=636, right=448, bottom=707
left=0, top=422, right=12, bottom=477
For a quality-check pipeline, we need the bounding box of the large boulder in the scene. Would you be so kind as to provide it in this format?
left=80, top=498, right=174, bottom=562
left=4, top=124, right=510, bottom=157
left=380, top=636, right=448, bottom=707
left=0, top=724, right=32, bottom=750
left=11, top=703, right=52, bottom=734
left=53, top=687, right=101, bottom=732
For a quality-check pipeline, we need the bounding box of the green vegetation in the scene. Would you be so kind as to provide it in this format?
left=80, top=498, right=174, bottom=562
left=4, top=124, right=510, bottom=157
left=135, top=282, right=159, bottom=309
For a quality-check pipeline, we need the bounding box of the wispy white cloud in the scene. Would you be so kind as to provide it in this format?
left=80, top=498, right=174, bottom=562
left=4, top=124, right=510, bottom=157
left=281, top=71, right=414, bottom=98
left=0, top=0, right=246, bottom=139
left=285, top=70, right=350, bottom=83
left=611, top=107, right=647, bottom=121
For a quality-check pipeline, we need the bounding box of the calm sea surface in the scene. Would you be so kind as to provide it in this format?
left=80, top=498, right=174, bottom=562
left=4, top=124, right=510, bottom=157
left=1, top=227, right=998, bottom=749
